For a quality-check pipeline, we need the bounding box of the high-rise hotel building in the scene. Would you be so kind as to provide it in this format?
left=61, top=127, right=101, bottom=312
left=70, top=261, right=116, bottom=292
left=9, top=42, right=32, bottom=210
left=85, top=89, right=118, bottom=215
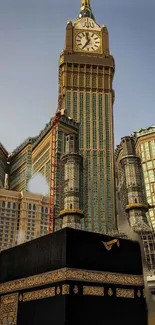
left=0, top=0, right=117, bottom=240
left=0, top=115, right=80, bottom=250
left=59, top=0, right=116, bottom=232
left=135, top=127, right=155, bottom=230
left=0, top=189, right=49, bottom=251
left=116, top=126, right=155, bottom=231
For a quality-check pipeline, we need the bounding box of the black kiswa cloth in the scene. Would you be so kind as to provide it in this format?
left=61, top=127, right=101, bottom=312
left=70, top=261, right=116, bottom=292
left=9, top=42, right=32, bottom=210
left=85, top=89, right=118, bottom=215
left=17, top=295, right=147, bottom=325
left=0, top=228, right=148, bottom=325
left=0, top=227, right=143, bottom=281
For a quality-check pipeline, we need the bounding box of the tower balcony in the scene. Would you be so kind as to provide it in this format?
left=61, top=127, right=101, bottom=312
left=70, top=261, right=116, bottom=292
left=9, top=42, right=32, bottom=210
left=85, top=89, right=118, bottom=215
left=125, top=203, right=149, bottom=212
left=59, top=51, right=115, bottom=69
left=59, top=208, right=84, bottom=218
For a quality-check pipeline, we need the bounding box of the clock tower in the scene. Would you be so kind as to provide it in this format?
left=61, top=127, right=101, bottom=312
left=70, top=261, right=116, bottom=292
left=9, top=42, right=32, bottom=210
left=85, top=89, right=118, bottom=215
left=59, top=0, right=117, bottom=233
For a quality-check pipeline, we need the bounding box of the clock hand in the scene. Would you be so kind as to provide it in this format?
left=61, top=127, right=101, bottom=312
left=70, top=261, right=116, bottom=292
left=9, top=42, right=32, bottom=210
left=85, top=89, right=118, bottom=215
left=85, top=32, right=90, bottom=41
left=82, top=38, right=90, bottom=49
left=82, top=41, right=88, bottom=49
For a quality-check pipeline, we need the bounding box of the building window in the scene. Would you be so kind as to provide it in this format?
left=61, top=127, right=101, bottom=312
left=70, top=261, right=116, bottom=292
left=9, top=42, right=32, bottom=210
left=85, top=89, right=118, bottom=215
left=13, top=203, right=16, bottom=209
left=142, top=163, right=146, bottom=171
left=73, top=92, right=77, bottom=121
left=150, top=210, right=154, bottom=217
left=146, top=184, right=150, bottom=190
left=147, top=161, right=153, bottom=169
left=2, top=201, right=5, bottom=208
left=73, top=74, right=78, bottom=87
left=146, top=190, right=151, bottom=197
left=145, top=177, right=149, bottom=184
left=140, top=144, right=144, bottom=152
left=148, top=170, right=155, bottom=182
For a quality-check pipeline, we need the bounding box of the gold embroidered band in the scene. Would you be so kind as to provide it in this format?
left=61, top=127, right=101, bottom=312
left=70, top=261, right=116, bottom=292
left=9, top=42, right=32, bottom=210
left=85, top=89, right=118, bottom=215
left=0, top=267, right=144, bottom=295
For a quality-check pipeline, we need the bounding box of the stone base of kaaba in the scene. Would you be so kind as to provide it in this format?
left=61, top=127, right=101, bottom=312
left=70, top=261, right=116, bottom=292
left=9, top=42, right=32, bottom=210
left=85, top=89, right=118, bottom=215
left=0, top=227, right=148, bottom=325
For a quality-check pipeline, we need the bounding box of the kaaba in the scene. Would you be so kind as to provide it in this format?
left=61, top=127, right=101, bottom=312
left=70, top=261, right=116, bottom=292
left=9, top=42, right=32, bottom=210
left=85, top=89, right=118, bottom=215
left=0, top=227, right=148, bottom=325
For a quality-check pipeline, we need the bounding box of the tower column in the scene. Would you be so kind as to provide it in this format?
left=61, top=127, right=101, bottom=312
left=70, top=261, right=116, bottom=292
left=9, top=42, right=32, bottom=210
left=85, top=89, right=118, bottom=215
left=59, top=134, right=84, bottom=229
left=120, top=137, right=150, bottom=233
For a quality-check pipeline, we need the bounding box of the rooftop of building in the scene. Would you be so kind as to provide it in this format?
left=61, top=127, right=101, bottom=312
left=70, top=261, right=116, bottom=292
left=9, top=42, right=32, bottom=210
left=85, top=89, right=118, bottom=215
left=115, top=126, right=155, bottom=159
left=1, top=112, right=79, bottom=160
left=115, top=144, right=122, bottom=160
left=0, top=142, right=9, bottom=157
left=0, top=188, right=49, bottom=202
left=134, top=126, right=155, bottom=138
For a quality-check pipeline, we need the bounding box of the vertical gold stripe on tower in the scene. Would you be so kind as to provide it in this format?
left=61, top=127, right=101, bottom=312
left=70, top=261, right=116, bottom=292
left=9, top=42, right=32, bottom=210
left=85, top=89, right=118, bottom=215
left=83, top=92, right=87, bottom=152
left=96, top=91, right=101, bottom=232
left=109, top=91, right=116, bottom=228
left=103, top=90, right=108, bottom=233
left=77, top=66, right=80, bottom=123
left=83, top=152, right=88, bottom=230
left=83, top=84, right=87, bottom=229
left=70, top=90, right=73, bottom=118
left=90, top=90, right=94, bottom=231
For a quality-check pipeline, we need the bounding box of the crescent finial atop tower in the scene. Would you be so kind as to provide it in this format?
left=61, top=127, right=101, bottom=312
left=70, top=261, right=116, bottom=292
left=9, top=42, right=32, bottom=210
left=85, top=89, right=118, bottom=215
left=78, top=0, right=95, bottom=21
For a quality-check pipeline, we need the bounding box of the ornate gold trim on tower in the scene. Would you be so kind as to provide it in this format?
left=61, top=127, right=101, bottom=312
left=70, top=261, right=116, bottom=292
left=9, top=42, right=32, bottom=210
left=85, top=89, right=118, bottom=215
left=81, top=0, right=90, bottom=8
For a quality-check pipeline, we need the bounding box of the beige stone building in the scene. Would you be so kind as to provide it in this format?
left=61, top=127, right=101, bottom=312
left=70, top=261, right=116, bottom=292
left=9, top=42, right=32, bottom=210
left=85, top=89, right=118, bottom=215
left=0, top=188, right=49, bottom=251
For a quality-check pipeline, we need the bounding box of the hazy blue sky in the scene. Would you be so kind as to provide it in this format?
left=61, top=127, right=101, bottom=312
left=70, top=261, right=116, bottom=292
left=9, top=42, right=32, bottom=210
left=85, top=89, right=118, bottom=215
left=0, top=0, right=155, bottom=152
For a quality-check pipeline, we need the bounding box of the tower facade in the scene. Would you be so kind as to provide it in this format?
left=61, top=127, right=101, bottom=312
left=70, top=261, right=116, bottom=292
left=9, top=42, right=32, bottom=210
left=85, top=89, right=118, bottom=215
left=116, top=136, right=155, bottom=270
left=59, top=0, right=116, bottom=233
left=59, top=134, right=84, bottom=229
left=120, top=137, right=150, bottom=233
left=135, top=127, right=155, bottom=230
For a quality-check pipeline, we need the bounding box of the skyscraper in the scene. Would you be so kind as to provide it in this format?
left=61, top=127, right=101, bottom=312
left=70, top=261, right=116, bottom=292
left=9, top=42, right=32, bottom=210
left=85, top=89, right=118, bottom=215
left=115, top=136, right=155, bottom=270
left=0, top=0, right=117, bottom=236
left=116, top=127, right=155, bottom=231
left=0, top=115, right=80, bottom=250
left=59, top=0, right=116, bottom=233
left=135, top=127, right=155, bottom=230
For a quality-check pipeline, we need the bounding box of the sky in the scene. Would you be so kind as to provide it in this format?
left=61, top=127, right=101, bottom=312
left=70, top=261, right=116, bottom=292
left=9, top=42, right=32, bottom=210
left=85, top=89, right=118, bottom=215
left=0, top=0, right=155, bottom=153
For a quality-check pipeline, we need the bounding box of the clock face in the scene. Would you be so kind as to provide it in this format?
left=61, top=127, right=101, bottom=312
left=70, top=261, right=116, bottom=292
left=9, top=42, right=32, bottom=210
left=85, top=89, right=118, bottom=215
left=76, top=31, right=101, bottom=52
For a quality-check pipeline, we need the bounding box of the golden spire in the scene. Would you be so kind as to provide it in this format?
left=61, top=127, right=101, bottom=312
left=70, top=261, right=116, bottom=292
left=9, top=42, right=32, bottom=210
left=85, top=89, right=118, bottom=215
left=79, top=0, right=95, bottom=20
left=81, top=0, right=90, bottom=6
